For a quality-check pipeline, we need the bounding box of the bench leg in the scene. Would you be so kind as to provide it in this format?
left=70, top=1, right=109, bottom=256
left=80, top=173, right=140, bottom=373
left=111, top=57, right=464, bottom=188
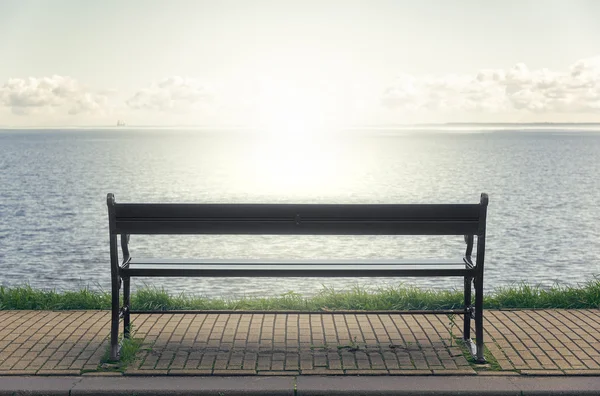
left=463, top=276, right=472, bottom=341
left=123, top=276, right=131, bottom=339
left=110, top=276, right=120, bottom=361
left=474, top=275, right=485, bottom=363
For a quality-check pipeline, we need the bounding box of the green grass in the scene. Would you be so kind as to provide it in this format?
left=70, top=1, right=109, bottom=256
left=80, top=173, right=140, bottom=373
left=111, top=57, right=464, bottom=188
left=1, top=278, right=599, bottom=311
left=0, top=284, right=111, bottom=310
left=455, top=338, right=502, bottom=371
left=98, top=325, right=144, bottom=371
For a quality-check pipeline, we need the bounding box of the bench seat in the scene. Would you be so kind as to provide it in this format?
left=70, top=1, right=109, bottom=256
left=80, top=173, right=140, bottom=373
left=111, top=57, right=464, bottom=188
left=124, top=258, right=473, bottom=277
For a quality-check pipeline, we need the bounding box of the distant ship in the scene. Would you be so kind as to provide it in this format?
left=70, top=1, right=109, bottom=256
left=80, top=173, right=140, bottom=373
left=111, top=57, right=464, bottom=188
left=116, top=120, right=126, bottom=127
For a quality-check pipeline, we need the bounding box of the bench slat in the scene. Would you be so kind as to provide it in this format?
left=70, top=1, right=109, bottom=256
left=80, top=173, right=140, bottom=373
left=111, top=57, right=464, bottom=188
left=129, top=258, right=466, bottom=265
left=115, top=203, right=480, bottom=220
left=114, top=220, right=479, bottom=235
left=123, top=258, right=474, bottom=277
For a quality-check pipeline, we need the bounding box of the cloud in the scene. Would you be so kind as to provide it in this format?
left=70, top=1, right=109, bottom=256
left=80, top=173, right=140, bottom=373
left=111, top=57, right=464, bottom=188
left=0, top=75, right=109, bottom=116
left=383, top=55, right=600, bottom=115
left=68, top=93, right=110, bottom=115
left=127, top=76, right=213, bottom=113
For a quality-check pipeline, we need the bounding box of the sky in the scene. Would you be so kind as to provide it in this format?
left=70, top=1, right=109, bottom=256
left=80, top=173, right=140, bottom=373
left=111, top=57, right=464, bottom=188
left=1, top=0, right=600, bottom=127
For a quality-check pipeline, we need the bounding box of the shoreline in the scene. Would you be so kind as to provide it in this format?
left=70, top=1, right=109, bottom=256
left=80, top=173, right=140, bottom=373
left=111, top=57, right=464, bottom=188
left=2, top=280, right=598, bottom=311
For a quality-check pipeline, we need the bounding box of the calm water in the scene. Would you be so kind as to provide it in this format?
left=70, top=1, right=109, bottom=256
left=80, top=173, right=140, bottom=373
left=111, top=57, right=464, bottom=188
left=1, top=127, right=599, bottom=297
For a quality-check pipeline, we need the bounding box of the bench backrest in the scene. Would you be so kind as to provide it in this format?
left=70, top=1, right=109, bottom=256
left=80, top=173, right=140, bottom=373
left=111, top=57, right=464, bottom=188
left=107, top=193, right=488, bottom=237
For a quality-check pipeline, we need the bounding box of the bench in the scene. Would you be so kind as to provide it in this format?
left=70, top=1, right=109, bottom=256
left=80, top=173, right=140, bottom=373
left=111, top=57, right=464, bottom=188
left=107, top=193, right=489, bottom=362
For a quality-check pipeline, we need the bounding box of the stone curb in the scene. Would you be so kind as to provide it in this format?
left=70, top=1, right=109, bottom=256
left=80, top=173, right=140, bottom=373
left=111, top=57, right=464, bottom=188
left=1, top=376, right=600, bottom=396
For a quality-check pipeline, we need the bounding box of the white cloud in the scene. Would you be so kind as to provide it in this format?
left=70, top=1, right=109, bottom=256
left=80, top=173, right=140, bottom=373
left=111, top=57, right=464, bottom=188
left=383, top=55, right=600, bottom=117
left=68, top=93, right=110, bottom=115
left=0, top=75, right=109, bottom=116
left=127, top=76, right=213, bottom=113
left=3, top=56, right=600, bottom=126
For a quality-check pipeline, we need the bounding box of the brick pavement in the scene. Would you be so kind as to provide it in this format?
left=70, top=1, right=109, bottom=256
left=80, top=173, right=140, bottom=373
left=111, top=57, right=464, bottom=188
left=0, top=310, right=598, bottom=376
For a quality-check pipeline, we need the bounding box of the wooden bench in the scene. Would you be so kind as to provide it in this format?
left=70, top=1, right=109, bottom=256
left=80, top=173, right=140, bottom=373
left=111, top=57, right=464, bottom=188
left=107, top=193, right=489, bottom=362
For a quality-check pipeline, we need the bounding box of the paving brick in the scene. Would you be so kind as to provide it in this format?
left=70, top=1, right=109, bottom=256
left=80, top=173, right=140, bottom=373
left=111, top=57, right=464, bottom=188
left=1, top=310, right=599, bottom=377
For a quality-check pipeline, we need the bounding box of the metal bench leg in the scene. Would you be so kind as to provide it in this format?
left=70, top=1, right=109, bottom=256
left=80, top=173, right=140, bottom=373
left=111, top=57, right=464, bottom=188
left=110, top=276, right=120, bottom=361
left=107, top=196, right=122, bottom=361
left=474, top=275, right=485, bottom=363
left=463, top=276, right=472, bottom=341
left=474, top=193, right=488, bottom=364
left=123, top=276, right=131, bottom=338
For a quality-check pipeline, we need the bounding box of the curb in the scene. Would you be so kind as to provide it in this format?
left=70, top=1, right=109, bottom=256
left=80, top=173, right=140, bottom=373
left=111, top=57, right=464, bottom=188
left=2, top=375, right=600, bottom=395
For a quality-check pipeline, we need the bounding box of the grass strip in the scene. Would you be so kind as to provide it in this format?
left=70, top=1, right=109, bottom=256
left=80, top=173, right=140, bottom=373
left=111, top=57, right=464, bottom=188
left=455, top=338, right=503, bottom=371
left=1, top=278, right=599, bottom=311
left=98, top=325, right=144, bottom=370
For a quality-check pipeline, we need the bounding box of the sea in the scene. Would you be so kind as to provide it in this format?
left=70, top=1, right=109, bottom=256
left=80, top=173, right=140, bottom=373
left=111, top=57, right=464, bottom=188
left=1, top=126, right=599, bottom=298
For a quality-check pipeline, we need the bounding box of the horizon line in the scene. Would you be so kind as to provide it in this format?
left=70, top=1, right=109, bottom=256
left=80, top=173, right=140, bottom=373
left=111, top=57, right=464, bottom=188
left=3, top=121, right=600, bottom=129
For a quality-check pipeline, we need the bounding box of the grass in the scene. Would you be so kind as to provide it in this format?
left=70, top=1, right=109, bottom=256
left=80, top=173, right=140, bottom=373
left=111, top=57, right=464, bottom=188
left=0, top=284, right=111, bottom=310
left=1, top=278, right=599, bottom=311
left=455, top=338, right=502, bottom=371
left=98, top=325, right=144, bottom=371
